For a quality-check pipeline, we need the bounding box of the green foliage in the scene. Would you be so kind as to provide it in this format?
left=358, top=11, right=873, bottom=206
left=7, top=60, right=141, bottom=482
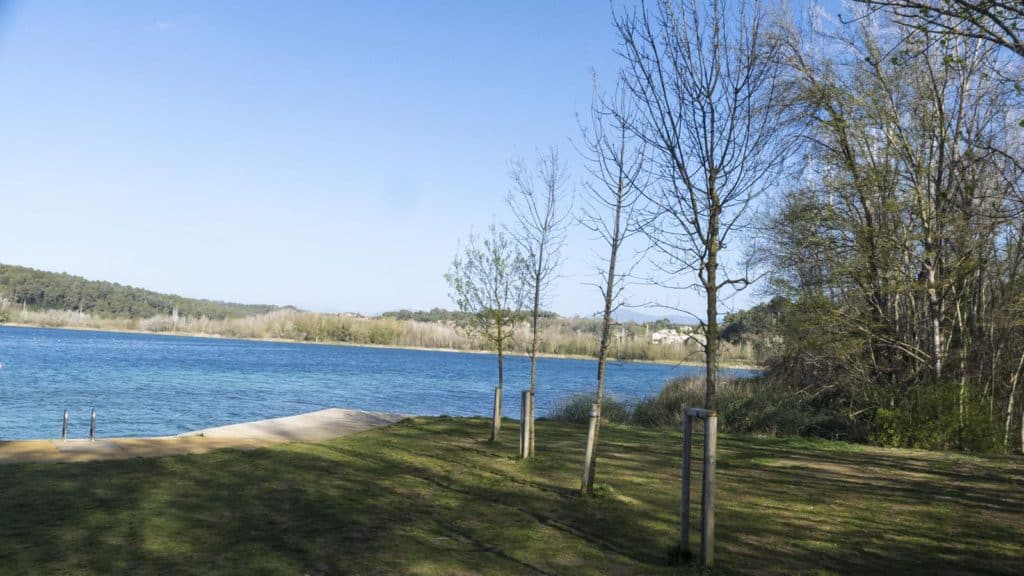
left=870, top=407, right=906, bottom=448
left=0, top=263, right=280, bottom=319
left=720, top=296, right=789, bottom=343
left=549, top=376, right=845, bottom=439
left=382, top=307, right=473, bottom=323
left=720, top=297, right=790, bottom=365
left=626, top=376, right=848, bottom=439
left=763, top=11, right=1024, bottom=455
left=868, top=382, right=1006, bottom=452
left=383, top=308, right=558, bottom=324
left=548, top=393, right=630, bottom=424
left=647, top=318, right=676, bottom=331
left=444, top=224, right=528, bottom=351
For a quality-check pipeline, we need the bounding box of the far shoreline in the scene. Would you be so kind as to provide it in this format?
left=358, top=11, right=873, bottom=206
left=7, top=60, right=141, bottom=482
left=0, top=321, right=763, bottom=371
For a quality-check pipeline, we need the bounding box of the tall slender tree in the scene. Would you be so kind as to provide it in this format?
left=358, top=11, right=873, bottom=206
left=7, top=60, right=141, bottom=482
left=506, top=148, right=571, bottom=458
left=614, top=0, right=795, bottom=409
left=577, top=80, right=646, bottom=494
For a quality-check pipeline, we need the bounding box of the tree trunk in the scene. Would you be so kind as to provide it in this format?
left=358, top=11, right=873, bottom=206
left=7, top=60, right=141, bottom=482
left=585, top=311, right=614, bottom=493
left=1005, top=348, right=1024, bottom=449
left=493, top=337, right=504, bottom=441
left=705, top=195, right=720, bottom=411
left=956, top=301, right=967, bottom=449
left=929, top=293, right=943, bottom=381
left=528, top=269, right=541, bottom=458
left=705, top=301, right=719, bottom=410
left=922, top=218, right=944, bottom=383
left=584, top=181, right=624, bottom=495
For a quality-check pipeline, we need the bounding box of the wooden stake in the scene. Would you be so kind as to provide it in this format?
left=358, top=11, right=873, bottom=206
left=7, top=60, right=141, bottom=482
left=528, top=390, right=536, bottom=457
left=521, top=390, right=534, bottom=458
left=519, top=390, right=529, bottom=458
left=61, top=409, right=69, bottom=441
left=90, top=409, right=96, bottom=441
left=701, top=412, right=718, bottom=568
left=491, top=386, right=502, bottom=441
left=680, top=411, right=693, bottom=555
left=527, top=390, right=534, bottom=457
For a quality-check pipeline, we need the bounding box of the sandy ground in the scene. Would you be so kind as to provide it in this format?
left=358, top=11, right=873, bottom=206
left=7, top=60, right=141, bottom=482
left=0, top=408, right=407, bottom=464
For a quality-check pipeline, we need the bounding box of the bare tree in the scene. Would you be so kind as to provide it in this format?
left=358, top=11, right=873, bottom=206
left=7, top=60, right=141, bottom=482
left=854, top=0, right=1024, bottom=59
left=506, top=148, right=572, bottom=459
left=445, top=224, right=528, bottom=441
left=577, top=80, right=646, bottom=495
left=615, top=0, right=795, bottom=409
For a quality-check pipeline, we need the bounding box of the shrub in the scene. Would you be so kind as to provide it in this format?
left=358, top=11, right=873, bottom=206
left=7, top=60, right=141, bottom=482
left=630, top=377, right=705, bottom=428
left=548, top=393, right=630, bottom=424
left=553, top=375, right=850, bottom=441
left=868, top=382, right=1005, bottom=452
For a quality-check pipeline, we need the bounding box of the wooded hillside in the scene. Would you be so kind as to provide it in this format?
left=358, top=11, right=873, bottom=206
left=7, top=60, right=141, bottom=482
left=0, top=263, right=281, bottom=319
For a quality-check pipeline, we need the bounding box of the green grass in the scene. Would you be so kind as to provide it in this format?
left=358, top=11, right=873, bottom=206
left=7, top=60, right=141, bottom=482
left=1, top=418, right=1022, bottom=575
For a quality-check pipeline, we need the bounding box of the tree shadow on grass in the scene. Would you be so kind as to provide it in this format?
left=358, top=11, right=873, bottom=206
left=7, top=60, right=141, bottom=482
left=0, top=419, right=682, bottom=575
left=1, top=418, right=1021, bottom=575
left=710, top=435, right=1024, bottom=575
left=0, top=458, right=192, bottom=574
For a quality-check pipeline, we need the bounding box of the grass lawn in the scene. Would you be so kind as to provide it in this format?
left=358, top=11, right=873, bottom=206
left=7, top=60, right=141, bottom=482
left=1, top=417, right=1022, bottom=575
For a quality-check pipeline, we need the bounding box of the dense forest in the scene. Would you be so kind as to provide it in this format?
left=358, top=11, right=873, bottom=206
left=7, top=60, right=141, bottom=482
left=753, top=8, right=1024, bottom=453
left=0, top=263, right=282, bottom=319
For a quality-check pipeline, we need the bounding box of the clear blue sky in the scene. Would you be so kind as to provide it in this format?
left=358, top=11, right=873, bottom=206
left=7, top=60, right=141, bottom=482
left=0, top=0, right=773, bottom=319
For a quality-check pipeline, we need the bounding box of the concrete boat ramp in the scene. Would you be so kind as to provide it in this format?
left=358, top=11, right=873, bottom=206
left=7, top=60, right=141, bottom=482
left=0, top=408, right=407, bottom=465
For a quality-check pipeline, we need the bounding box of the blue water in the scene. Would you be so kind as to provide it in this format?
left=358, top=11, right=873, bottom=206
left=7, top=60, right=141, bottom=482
left=0, top=325, right=754, bottom=440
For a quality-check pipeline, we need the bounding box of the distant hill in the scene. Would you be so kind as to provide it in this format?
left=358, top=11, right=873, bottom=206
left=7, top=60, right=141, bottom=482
left=0, top=263, right=283, bottom=319
left=612, top=307, right=694, bottom=326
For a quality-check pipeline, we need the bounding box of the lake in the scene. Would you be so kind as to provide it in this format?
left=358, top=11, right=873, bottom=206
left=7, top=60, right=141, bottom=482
left=0, top=325, right=755, bottom=440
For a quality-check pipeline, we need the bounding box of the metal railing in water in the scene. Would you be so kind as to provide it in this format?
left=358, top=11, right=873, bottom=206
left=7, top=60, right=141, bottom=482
left=60, top=409, right=97, bottom=441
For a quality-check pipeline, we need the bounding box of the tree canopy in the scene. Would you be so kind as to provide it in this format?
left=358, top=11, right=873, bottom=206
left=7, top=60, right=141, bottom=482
left=0, top=263, right=281, bottom=320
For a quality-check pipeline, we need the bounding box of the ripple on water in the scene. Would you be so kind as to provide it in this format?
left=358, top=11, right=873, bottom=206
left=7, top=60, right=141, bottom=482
left=0, top=325, right=756, bottom=439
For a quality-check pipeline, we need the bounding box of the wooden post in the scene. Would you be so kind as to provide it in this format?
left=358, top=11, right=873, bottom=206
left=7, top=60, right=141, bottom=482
left=580, top=403, right=599, bottom=494
left=680, top=411, right=693, bottom=555
left=701, top=412, right=718, bottom=568
left=681, top=407, right=716, bottom=567
left=61, top=409, right=69, bottom=441
left=89, top=409, right=96, bottom=441
left=491, top=386, right=502, bottom=441
left=528, top=390, right=536, bottom=457
left=519, top=390, right=529, bottom=458
left=527, top=390, right=534, bottom=457
left=524, top=391, right=533, bottom=458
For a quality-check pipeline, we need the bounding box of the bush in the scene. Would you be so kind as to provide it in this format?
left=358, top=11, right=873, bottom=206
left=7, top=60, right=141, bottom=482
left=548, top=372, right=1006, bottom=450
left=548, top=393, right=630, bottom=424
left=552, top=375, right=850, bottom=441
left=868, top=382, right=1005, bottom=452
left=631, top=377, right=705, bottom=428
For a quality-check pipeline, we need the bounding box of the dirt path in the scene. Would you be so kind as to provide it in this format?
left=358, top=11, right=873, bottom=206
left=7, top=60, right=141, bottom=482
left=0, top=408, right=407, bottom=464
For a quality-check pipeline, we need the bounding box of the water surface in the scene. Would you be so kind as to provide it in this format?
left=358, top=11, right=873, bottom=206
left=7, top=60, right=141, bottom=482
left=0, top=325, right=754, bottom=439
